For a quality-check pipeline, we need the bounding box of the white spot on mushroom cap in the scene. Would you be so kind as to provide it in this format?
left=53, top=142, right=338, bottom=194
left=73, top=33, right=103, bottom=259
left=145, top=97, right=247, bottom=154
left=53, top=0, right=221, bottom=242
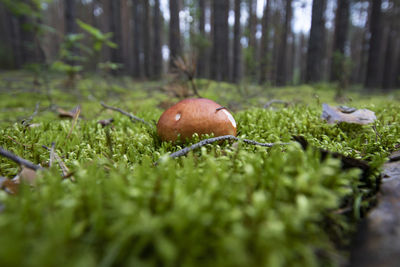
left=222, top=109, right=236, bottom=128
left=175, top=113, right=181, bottom=121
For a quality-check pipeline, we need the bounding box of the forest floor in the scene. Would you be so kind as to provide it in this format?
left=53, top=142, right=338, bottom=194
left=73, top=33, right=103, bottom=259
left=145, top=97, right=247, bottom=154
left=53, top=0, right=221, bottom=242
left=0, top=71, right=400, bottom=266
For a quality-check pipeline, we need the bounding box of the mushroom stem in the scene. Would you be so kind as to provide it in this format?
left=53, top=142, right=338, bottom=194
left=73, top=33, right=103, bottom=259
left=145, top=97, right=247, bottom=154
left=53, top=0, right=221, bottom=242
left=169, top=135, right=290, bottom=158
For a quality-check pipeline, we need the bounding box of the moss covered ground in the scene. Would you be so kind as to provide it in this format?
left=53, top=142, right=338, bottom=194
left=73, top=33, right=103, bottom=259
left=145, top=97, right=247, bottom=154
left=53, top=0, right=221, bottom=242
left=0, top=71, right=399, bottom=266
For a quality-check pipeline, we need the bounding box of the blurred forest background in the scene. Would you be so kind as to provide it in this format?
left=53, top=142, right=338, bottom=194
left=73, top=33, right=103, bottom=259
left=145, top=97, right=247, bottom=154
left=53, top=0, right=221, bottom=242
left=0, top=0, right=399, bottom=90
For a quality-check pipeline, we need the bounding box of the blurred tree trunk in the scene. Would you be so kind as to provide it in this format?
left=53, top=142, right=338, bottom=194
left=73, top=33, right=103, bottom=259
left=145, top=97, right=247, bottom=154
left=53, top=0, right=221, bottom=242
left=132, top=0, right=143, bottom=78
left=396, top=48, right=400, bottom=87
left=0, top=4, right=21, bottom=68
left=306, top=0, right=327, bottom=83
left=20, top=2, right=44, bottom=65
left=246, top=0, right=257, bottom=78
left=169, top=0, right=181, bottom=69
left=288, top=32, right=296, bottom=84
left=382, top=26, right=396, bottom=90
left=248, top=0, right=256, bottom=49
left=299, top=33, right=307, bottom=83
left=153, top=0, right=163, bottom=79
left=143, top=0, right=152, bottom=78
left=64, top=0, right=76, bottom=66
left=121, top=0, right=132, bottom=73
left=330, top=0, right=350, bottom=82
left=109, top=0, right=123, bottom=73
left=65, top=0, right=76, bottom=35
left=349, top=4, right=367, bottom=84
left=259, top=0, right=271, bottom=84
left=357, top=4, right=371, bottom=84
left=382, top=0, right=400, bottom=90
left=365, top=0, right=382, bottom=89
left=270, top=9, right=282, bottom=85
left=276, top=0, right=292, bottom=86
left=91, top=0, right=98, bottom=28
left=1, top=1, right=45, bottom=67
left=232, top=0, right=242, bottom=83
left=197, top=0, right=206, bottom=78
left=222, top=0, right=230, bottom=81
left=211, top=0, right=229, bottom=81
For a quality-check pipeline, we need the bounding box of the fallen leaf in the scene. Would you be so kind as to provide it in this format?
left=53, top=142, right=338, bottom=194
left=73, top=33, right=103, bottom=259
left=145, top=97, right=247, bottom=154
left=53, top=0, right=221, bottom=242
left=0, top=177, right=19, bottom=194
left=321, top=103, right=376, bottom=125
left=57, top=105, right=82, bottom=119
left=98, top=118, right=114, bottom=127
left=13, top=167, right=37, bottom=186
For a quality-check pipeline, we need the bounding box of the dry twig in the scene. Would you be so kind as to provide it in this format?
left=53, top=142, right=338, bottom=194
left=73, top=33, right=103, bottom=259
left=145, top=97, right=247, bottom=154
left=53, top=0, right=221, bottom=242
left=0, top=147, right=43, bottom=171
left=49, top=142, right=55, bottom=167
left=7, top=136, right=32, bottom=148
left=169, top=135, right=290, bottom=158
left=100, top=102, right=154, bottom=128
left=42, top=145, right=75, bottom=181
left=66, top=105, right=81, bottom=139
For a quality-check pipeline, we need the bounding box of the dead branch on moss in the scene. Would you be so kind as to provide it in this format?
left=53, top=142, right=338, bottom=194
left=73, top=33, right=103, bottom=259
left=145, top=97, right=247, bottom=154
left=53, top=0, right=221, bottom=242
left=7, top=136, right=32, bottom=148
left=169, top=135, right=290, bottom=158
left=49, top=142, right=55, bottom=167
left=100, top=102, right=154, bottom=128
left=57, top=105, right=82, bottom=119
left=0, top=147, right=43, bottom=171
left=66, top=105, right=81, bottom=140
left=42, top=145, right=75, bottom=181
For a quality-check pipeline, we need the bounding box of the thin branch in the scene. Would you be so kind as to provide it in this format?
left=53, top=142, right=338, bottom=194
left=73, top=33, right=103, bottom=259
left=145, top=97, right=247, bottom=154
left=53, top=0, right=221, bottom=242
left=100, top=102, right=154, bottom=128
left=189, top=78, right=200, bottom=97
left=42, top=145, right=75, bottom=181
left=22, top=102, right=40, bottom=127
left=66, top=105, right=81, bottom=139
left=49, top=142, right=55, bottom=167
left=7, top=136, right=32, bottom=148
left=241, top=138, right=290, bottom=147
left=263, top=99, right=289, bottom=109
left=169, top=135, right=290, bottom=158
left=0, top=147, right=43, bottom=171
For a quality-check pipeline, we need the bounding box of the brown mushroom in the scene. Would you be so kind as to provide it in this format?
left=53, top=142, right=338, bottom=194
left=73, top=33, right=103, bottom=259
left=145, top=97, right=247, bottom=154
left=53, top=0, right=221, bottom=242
left=157, top=98, right=237, bottom=142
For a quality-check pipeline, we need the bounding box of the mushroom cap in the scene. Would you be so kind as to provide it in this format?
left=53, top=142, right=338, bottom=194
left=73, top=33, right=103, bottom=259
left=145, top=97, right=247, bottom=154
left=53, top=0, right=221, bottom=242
left=157, top=98, right=237, bottom=142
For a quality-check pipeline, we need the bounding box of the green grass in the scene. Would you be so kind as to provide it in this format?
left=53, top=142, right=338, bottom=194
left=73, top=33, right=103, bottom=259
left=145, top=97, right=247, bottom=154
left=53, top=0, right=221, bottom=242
left=0, top=71, right=399, bottom=267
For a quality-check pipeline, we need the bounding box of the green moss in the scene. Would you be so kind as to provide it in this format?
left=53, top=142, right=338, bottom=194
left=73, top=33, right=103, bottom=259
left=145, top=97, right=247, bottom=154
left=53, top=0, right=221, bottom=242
left=0, top=72, right=399, bottom=267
